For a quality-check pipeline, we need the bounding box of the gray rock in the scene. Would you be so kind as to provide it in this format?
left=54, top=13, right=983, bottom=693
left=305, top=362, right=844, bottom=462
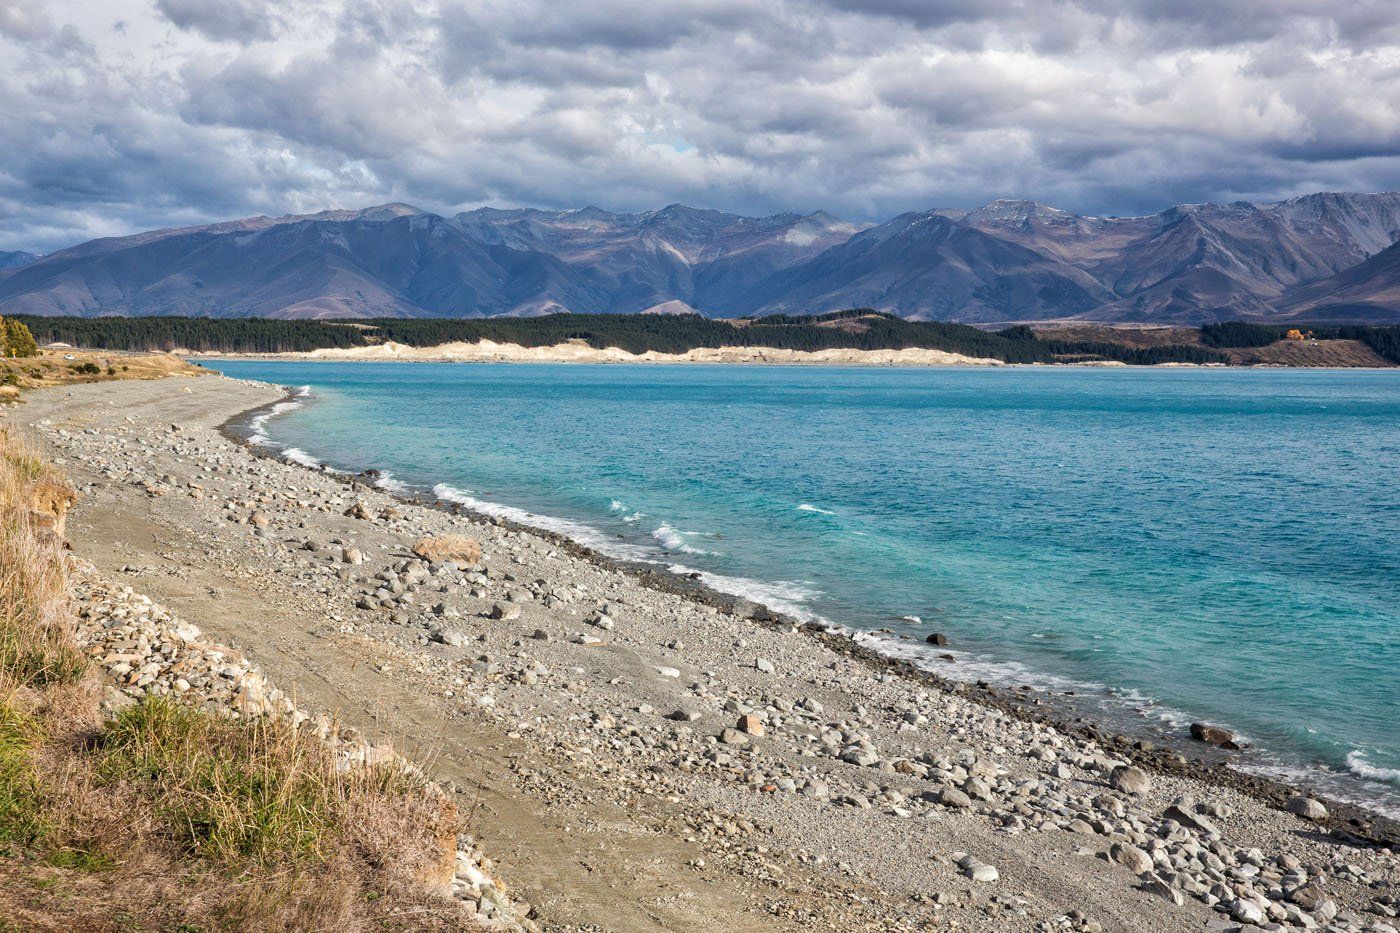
left=431, top=627, right=469, bottom=647
left=1164, top=803, right=1218, bottom=835
left=1109, top=842, right=1153, bottom=875
left=934, top=787, right=973, bottom=808
left=1284, top=796, right=1327, bottom=822
left=956, top=855, right=998, bottom=883
left=719, top=728, right=750, bottom=746
left=1229, top=898, right=1264, bottom=925
left=1109, top=765, right=1151, bottom=795
left=1140, top=875, right=1183, bottom=907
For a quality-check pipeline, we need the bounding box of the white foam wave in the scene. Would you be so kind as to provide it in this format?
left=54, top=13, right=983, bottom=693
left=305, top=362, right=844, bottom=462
left=245, top=386, right=313, bottom=445
left=667, top=564, right=823, bottom=621
left=1237, top=758, right=1400, bottom=821
left=651, top=523, right=716, bottom=556
left=1346, top=751, right=1400, bottom=785
left=901, top=615, right=922, bottom=624
left=608, top=499, right=627, bottom=513
left=433, top=483, right=654, bottom=561
left=373, top=471, right=411, bottom=495
left=281, top=447, right=320, bottom=467
left=796, top=503, right=835, bottom=515
left=247, top=399, right=302, bottom=445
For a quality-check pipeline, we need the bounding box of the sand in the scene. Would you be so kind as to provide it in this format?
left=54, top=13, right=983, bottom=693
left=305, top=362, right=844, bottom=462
left=198, top=339, right=1005, bottom=367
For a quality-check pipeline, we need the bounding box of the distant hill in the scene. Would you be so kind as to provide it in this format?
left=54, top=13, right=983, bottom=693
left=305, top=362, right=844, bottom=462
left=1279, top=240, right=1400, bottom=322
left=4, top=193, right=1400, bottom=323
left=0, top=250, right=38, bottom=270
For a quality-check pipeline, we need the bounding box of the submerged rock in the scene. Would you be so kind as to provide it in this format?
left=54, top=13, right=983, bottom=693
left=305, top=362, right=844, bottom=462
left=1189, top=722, right=1234, bottom=746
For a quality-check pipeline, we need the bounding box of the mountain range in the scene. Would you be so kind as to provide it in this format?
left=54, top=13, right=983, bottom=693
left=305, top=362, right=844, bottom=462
left=2, top=193, right=1399, bottom=324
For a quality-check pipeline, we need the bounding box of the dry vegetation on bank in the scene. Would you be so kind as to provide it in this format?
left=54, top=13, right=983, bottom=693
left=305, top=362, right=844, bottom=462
left=0, top=428, right=474, bottom=932
left=1, top=348, right=206, bottom=404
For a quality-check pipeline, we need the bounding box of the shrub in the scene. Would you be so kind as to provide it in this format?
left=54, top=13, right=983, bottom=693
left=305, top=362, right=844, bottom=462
left=0, top=319, right=37, bottom=359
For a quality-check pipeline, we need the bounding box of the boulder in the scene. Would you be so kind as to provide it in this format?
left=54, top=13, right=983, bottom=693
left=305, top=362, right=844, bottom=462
left=1284, top=796, right=1327, bottom=822
left=1109, top=842, right=1153, bottom=875
left=1287, top=882, right=1329, bottom=911
left=1109, top=765, right=1151, bottom=795
left=934, top=786, right=972, bottom=808
left=1189, top=722, right=1235, bottom=746
left=925, top=633, right=948, bottom=646
left=412, top=534, right=482, bottom=564
left=1164, top=803, right=1218, bottom=835
left=719, top=728, right=749, bottom=746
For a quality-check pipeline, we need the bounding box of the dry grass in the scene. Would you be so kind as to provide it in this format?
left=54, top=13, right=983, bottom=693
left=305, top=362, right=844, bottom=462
left=0, top=349, right=206, bottom=401
left=0, top=428, right=475, bottom=930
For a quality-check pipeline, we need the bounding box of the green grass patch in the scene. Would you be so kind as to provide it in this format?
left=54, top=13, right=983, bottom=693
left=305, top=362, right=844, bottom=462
left=97, top=697, right=342, bottom=866
left=0, top=697, right=49, bottom=848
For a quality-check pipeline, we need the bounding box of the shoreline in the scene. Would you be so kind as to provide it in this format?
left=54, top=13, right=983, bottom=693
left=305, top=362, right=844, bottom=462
left=191, top=351, right=1400, bottom=372
left=224, top=380, right=1399, bottom=844
left=14, top=373, right=1398, bottom=930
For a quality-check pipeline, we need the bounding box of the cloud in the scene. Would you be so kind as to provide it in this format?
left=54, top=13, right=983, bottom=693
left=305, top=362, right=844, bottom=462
left=154, top=0, right=283, bottom=42
left=1, top=0, right=1398, bottom=251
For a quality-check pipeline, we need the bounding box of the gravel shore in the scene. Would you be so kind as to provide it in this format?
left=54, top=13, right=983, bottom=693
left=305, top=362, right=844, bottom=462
left=7, top=374, right=1397, bottom=932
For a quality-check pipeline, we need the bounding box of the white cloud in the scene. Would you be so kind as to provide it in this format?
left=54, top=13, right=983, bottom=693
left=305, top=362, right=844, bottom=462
left=1, top=0, right=1398, bottom=251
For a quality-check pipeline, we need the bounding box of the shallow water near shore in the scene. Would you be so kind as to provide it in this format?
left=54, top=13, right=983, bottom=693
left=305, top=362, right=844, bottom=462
left=205, top=360, right=1400, bottom=815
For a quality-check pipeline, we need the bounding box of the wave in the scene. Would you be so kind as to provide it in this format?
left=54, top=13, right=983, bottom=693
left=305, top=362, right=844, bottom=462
left=281, top=447, right=320, bottom=468
left=245, top=385, right=313, bottom=445
left=372, top=471, right=411, bottom=495
left=796, top=503, right=835, bottom=515
left=667, top=564, right=823, bottom=621
left=651, top=523, right=715, bottom=556
left=433, top=483, right=655, bottom=561
left=1346, top=750, right=1400, bottom=785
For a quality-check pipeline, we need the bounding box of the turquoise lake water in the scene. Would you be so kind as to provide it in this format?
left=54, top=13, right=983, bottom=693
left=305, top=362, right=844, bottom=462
left=206, top=360, right=1400, bottom=814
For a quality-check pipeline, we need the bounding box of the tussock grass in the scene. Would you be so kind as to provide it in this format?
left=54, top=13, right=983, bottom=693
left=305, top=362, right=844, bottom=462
left=0, top=427, right=473, bottom=929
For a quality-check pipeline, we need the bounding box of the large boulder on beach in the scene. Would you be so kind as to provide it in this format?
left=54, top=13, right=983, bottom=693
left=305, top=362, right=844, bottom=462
left=1109, top=765, right=1151, bottom=795
left=412, top=534, right=482, bottom=565
left=1285, top=796, right=1327, bottom=822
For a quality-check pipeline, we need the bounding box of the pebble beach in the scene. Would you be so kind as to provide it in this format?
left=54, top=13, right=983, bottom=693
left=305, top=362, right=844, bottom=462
left=8, top=373, right=1398, bottom=933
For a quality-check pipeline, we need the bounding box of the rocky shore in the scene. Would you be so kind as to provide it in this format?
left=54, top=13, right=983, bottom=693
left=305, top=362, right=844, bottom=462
left=9, top=374, right=1398, bottom=932
left=68, top=562, right=532, bottom=929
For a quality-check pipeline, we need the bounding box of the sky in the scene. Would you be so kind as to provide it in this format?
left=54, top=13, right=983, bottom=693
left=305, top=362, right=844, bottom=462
left=3, top=0, right=1400, bottom=252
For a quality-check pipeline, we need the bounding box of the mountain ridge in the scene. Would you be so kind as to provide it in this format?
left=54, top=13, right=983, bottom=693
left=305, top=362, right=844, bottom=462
left=3, top=193, right=1399, bottom=323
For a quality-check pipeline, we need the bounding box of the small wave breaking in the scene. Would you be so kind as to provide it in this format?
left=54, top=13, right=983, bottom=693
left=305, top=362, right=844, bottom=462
left=651, top=523, right=715, bottom=556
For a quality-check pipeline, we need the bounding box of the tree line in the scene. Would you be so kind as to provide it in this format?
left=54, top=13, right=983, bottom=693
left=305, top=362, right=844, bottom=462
left=9, top=312, right=1245, bottom=365
left=1200, top=322, right=1400, bottom=364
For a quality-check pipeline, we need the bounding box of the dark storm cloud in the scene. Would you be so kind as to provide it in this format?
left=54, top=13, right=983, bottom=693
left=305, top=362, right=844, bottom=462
left=2, top=0, right=1399, bottom=251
